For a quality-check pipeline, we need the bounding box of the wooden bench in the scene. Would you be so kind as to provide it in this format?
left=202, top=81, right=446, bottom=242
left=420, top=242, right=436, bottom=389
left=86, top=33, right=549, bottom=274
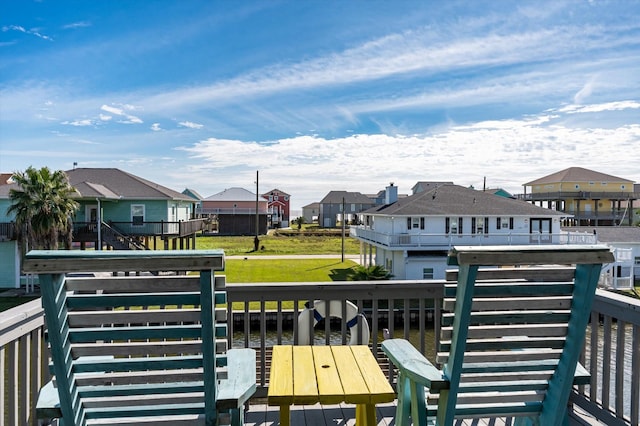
left=24, top=250, right=256, bottom=426
left=382, top=245, right=614, bottom=426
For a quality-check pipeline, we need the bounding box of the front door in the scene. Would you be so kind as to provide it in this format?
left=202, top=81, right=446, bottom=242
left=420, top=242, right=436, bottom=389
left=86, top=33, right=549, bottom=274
left=86, top=205, right=98, bottom=231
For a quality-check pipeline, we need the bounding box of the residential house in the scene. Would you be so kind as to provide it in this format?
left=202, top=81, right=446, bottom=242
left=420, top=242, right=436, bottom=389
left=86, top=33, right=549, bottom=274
left=563, top=226, right=640, bottom=288
left=319, top=190, right=376, bottom=228
left=367, top=183, right=409, bottom=205
left=262, top=188, right=290, bottom=228
left=485, top=188, right=515, bottom=198
left=0, top=168, right=205, bottom=288
left=66, top=168, right=202, bottom=250
left=301, top=202, right=320, bottom=223
left=411, top=181, right=453, bottom=195
left=520, top=167, right=639, bottom=226
left=198, top=187, right=268, bottom=236
left=351, top=183, right=568, bottom=280
left=0, top=180, right=20, bottom=288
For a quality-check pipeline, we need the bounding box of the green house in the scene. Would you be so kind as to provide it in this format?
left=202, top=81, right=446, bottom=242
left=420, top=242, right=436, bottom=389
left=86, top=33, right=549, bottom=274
left=0, top=168, right=205, bottom=288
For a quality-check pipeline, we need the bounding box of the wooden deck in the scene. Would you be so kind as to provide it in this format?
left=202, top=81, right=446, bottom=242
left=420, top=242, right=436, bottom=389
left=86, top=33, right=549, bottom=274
left=242, top=402, right=602, bottom=425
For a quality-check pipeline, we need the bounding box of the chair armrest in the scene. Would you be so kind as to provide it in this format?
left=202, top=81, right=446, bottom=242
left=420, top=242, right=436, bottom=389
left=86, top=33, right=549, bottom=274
left=382, top=339, right=449, bottom=392
left=217, top=348, right=257, bottom=409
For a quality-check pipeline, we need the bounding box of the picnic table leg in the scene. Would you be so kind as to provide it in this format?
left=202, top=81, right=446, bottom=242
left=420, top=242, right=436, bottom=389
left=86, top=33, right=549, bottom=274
left=355, top=403, right=377, bottom=425
left=279, top=404, right=290, bottom=426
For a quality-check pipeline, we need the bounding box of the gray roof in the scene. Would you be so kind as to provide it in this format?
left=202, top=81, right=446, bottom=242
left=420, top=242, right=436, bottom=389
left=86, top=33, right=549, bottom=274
left=205, top=187, right=258, bottom=202
left=525, top=167, right=634, bottom=186
left=364, top=184, right=566, bottom=217
left=564, top=226, right=640, bottom=244
left=66, top=168, right=194, bottom=201
left=320, top=190, right=374, bottom=204
left=412, top=181, right=453, bottom=194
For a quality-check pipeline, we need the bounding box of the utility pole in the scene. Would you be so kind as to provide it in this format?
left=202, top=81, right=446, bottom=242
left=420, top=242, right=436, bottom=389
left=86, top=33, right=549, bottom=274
left=254, top=170, right=260, bottom=252
left=341, top=196, right=345, bottom=262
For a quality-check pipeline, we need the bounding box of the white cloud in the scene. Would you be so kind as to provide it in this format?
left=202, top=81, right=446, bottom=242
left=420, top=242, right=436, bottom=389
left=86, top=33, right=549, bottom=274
left=178, top=121, right=204, bottom=129
left=62, top=119, right=94, bottom=127
left=101, top=105, right=123, bottom=115
left=62, top=21, right=91, bottom=30
left=2, top=25, right=53, bottom=41
left=100, top=104, right=143, bottom=124
left=151, top=123, right=163, bottom=131
left=99, top=114, right=112, bottom=121
left=174, top=107, right=640, bottom=209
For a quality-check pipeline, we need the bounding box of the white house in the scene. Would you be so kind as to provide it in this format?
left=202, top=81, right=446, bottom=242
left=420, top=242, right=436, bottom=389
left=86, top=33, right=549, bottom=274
left=350, top=183, right=572, bottom=280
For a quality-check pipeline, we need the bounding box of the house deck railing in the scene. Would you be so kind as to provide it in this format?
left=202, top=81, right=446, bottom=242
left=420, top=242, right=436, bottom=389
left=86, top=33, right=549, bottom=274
left=73, top=218, right=207, bottom=240
left=2, top=280, right=638, bottom=425
left=350, top=227, right=598, bottom=248
left=0, top=222, right=16, bottom=241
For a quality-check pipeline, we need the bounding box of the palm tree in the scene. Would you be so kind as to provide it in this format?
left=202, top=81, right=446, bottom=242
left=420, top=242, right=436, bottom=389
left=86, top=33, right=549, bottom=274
left=7, top=166, right=79, bottom=251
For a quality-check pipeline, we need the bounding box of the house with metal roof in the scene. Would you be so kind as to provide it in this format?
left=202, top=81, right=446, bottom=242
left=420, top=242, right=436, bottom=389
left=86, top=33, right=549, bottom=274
left=350, top=183, right=570, bottom=280
left=198, top=187, right=268, bottom=236
left=520, top=167, right=639, bottom=226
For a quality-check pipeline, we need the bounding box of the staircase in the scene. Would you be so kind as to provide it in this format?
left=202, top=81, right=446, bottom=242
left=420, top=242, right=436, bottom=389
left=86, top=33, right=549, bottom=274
left=100, top=222, right=148, bottom=250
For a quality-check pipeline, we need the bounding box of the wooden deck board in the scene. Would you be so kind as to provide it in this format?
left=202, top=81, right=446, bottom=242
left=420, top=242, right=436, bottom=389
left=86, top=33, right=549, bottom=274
left=242, top=402, right=600, bottom=425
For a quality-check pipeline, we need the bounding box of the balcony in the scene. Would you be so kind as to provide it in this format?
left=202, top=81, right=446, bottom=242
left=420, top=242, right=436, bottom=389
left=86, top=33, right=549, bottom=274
left=517, top=191, right=640, bottom=201
left=0, top=222, right=16, bottom=241
left=350, top=227, right=598, bottom=249
left=72, top=219, right=208, bottom=242
left=2, top=276, right=638, bottom=425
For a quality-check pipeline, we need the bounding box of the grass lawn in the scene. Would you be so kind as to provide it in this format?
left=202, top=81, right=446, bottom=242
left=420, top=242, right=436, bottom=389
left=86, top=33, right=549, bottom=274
left=194, top=233, right=360, bottom=256
left=225, top=258, right=357, bottom=282
left=225, top=257, right=358, bottom=310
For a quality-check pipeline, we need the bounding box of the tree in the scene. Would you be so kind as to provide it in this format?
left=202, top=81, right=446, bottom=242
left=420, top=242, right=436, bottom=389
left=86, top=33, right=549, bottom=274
left=293, top=216, right=306, bottom=230
left=346, top=264, right=392, bottom=281
left=7, top=166, right=79, bottom=251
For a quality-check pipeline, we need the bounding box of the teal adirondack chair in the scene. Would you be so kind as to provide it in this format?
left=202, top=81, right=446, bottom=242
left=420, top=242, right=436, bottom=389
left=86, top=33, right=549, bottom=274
left=382, top=245, right=614, bottom=426
left=24, top=250, right=256, bottom=426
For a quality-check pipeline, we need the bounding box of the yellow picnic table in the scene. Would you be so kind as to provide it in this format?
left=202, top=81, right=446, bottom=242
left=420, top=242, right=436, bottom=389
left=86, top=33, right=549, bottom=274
left=268, top=345, right=396, bottom=426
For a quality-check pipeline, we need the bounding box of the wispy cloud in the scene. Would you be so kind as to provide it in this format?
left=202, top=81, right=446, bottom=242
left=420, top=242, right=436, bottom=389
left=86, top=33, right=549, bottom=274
left=62, top=119, right=94, bottom=127
left=62, top=21, right=91, bottom=30
left=150, top=123, right=163, bottom=131
left=100, top=104, right=143, bottom=124
left=173, top=104, right=640, bottom=205
left=2, top=25, right=53, bottom=41
left=178, top=121, right=204, bottom=129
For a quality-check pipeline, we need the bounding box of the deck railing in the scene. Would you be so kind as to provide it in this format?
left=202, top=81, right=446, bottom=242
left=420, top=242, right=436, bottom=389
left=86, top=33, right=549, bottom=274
left=350, top=227, right=599, bottom=248
left=72, top=218, right=207, bottom=240
left=2, top=281, right=638, bottom=425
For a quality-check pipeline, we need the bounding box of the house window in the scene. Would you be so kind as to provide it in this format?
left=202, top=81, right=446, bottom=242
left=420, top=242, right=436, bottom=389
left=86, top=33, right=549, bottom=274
left=408, top=217, right=424, bottom=230
left=497, top=217, right=514, bottom=229
left=422, top=268, right=434, bottom=279
left=131, top=205, right=145, bottom=226
left=449, top=218, right=457, bottom=234
left=621, top=185, right=626, bottom=190
left=473, top=217, right=486, bottom=234
left=575, top=184, right=580, bottom=189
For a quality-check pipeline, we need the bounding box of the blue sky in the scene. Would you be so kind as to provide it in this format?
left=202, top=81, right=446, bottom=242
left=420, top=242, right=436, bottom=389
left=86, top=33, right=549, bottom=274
left=2, top=0, right=639, bottom=212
